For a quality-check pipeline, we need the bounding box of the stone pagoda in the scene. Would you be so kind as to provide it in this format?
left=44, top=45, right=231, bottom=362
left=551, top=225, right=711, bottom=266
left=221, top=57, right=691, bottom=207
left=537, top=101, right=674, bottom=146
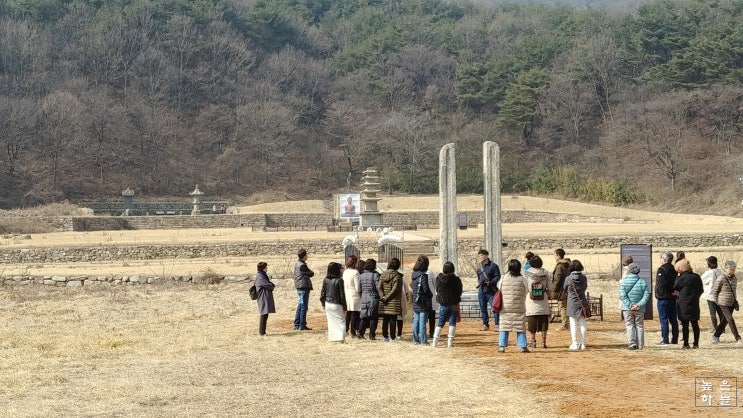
left=359, top=167, right=383, bottom=228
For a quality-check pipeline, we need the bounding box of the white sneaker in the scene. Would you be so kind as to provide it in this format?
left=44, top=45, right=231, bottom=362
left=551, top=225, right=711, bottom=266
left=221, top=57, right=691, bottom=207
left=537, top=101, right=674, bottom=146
left=580, top=344, right=586, bottom=350
left=736, top=339, right=742, bottom=346
left=711, top=334, right=720, bottom=344
left=569, top=343, right=579, bottom=350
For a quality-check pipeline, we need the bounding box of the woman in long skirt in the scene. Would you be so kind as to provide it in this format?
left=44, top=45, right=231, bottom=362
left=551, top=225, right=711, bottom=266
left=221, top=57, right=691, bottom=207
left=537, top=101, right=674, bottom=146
left=321, top=262, right=347, bottom=342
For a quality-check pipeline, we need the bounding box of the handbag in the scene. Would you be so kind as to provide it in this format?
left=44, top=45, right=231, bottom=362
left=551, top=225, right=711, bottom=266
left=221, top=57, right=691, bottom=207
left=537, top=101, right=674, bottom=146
left=570, top=282, right=592, bottom=318
left=414, top=275, right=424, bottom=305
left=492, top=289, right=503, bottom=312
left=723, top=276, right=739, bottom=311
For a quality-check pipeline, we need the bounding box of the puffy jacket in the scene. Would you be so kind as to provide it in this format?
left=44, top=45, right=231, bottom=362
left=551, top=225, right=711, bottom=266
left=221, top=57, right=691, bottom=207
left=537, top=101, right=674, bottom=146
left=711, top=273, right=738, bottom=308
left=436, top=273, right=462, bottom=306
left=524, top=267, right=551, bottom=316
left=378, top=269, right=403, bottom=315
left=358, top=270, right=380, bottom=319
left=320, top=276, right=346, bottom=310
left=619, top=274, right=650, bottom=311
left=655, top=262, right=676, bottom=300
left=498, top=272, right=527, bottom=332
left=552, top=259, right=570, bottom=300
left=411, top=270, right=433, bottom=313
left=564, top=271, right=588, bottom=318
left=674, top=271, right=703, bottom=321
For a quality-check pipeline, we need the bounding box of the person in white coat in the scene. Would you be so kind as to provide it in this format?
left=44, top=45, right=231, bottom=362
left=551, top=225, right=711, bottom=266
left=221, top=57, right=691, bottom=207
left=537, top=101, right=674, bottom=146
left=700, top=256, right=723, bottom=332
left=343, top=255, right=362, bottom=338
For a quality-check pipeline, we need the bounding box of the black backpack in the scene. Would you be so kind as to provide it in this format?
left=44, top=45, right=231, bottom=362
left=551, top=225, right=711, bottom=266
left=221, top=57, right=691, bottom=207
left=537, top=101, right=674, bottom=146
left=249, top=284, right=258, bottom=300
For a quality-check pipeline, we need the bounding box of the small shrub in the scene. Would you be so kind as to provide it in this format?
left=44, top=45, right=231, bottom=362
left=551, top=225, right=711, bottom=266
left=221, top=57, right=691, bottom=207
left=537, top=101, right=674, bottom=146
left=200, top=268, right=224, bottom=284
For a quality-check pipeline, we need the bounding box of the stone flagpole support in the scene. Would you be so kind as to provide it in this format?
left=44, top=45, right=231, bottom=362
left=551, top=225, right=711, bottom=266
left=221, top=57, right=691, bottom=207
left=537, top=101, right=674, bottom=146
left=483, top=141, right=502, bottom=267
left=439, top=143, right=457, bottom=271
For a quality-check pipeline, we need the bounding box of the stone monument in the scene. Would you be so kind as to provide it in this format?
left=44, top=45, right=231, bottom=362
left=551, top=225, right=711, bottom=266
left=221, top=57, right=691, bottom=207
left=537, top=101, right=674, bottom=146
left=740, top=176, right=743, bottom=205
left=359, top=168, right=383, bottom=228
left=121, top=187, right=135, bottom=215
left=483, top=141, right=503, bottom=267
left=189, top=184, right=204, bottom=215
left=439, top=143, right=457, bottom=270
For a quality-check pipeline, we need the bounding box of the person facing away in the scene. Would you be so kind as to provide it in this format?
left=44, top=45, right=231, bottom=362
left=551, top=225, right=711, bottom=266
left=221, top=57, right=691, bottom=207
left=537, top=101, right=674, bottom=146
left=357, top=258, right=381, bottom=340
left=523, top=251, right=534, bottom=271
left=476, top=249, right=501, bottom=332
left=293, top=248, right=315, bottom=331
left=343, top=255, right=362, bottom=338
left=255, top=261, right=275, bottom=337
left=619, top=263, right=650, bottom=350
left=378, top=257, right=403, bottom=342
left=320, top=262, right=347, bottom=343
left=411, top=255, right=433, bottom=345
left=496, top=259, right=530, bottom=353
left=674, top=259, right=703, bottom=349
left=700, top=256, right=723, bottom=333
left=564, top=259, right=589, bottom=350
left=655, top=251, right=679, bottom=345
left=432, top=261, right=463, bottom=348
left=523, top=255, right=551, bottom=349
left=710, top=260, right=741, bottom=345
left=551, top=248, right=571, bottom=331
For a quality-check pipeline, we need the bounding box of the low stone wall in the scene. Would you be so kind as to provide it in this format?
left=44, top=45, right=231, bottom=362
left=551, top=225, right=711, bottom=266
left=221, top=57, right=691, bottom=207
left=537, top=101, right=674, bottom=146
left=69, top=213, right=333, bottom=231
left=0, top=274, right=253, bottom=287
left=2, top=234, right=742, bottom=265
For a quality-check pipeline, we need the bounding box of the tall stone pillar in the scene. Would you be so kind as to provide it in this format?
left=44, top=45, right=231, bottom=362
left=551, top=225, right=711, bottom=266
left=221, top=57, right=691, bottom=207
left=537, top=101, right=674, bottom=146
left=439, top=143, right=457, bottom=271
left=483, top=141, right=502, bottom=267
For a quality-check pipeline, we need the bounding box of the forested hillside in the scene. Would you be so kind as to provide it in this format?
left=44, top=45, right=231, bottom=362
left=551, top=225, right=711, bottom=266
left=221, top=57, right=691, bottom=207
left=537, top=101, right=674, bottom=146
left=0, top=0, right=742, bottom=214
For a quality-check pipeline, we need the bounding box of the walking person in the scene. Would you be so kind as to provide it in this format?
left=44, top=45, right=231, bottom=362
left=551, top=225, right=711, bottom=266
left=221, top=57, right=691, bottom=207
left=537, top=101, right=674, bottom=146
left=619, top=263, right=651, bottom=350
left=655, top=251, right=679, bottom=345
left=255, top=262, right=275, bottom=337
left=358, top=259, right=381, bottom=340
left=674, top=259, right=703, bottom=349
left=432, top=261, right=463, bottom=348
left=411, top=256, right=433, bottom=345
left=343, top=255, right=362, bottom=338
left=378, top=258, right=403, bottom=342
left=476, top=249, right=501, bottom=331
left=710, top=261, right=741, bottom=345
left=552, top=249, right=571, bottom=331
left=320, top=262, right=347, bottom=342
left=701, top=256, right=723, bottom=333
left=564, top=260, right=589, bottom=350
left=293, top=249, right=315, bottom=331
left=497, top=259, right=530, bottom=353
left=524, top=255, right=551, bottom=348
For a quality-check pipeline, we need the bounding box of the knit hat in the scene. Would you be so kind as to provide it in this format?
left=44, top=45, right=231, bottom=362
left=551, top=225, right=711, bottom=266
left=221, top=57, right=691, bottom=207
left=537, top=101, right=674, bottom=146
left=628, top=263, right=640, bottom=275
left=675, top=259, right=692, bottom=274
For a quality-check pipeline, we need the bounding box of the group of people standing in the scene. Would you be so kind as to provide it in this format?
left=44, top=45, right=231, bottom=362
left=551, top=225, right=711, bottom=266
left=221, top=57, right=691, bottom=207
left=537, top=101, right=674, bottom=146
left=653, top=251, right=739, bottom=349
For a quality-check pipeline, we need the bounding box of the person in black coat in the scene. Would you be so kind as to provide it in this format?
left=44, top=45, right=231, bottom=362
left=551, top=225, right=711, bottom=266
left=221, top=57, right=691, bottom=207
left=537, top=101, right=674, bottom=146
left=673, top=259, right=704, bottom=349
left=255, top=262, right=275, bottom=336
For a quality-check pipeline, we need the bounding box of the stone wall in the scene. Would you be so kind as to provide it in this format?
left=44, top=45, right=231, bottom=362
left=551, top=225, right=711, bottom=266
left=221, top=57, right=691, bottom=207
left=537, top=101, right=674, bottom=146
left=2, top=234, right=742, bottom=266
left=69, top=213, right=333, bottom=231
left=0, top=274, right=253, bottom=287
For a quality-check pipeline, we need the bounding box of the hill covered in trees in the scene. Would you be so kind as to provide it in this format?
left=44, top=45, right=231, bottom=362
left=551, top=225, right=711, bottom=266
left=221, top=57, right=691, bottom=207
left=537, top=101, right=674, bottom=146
left=0, top=0, right=742, bottom=214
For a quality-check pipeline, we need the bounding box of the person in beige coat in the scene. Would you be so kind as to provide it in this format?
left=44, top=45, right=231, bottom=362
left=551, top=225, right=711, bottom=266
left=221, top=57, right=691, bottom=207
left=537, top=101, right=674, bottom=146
left=524, top=255, right=551, bottom=348
left=343, top=255, right=362, bottom=338
left=497, top=259, right=530, bottom=353
left=710, top=260, right=741, bottom=345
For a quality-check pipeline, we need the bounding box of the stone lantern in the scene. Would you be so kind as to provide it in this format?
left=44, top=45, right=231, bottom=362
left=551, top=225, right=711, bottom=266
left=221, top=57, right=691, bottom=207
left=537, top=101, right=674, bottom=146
left=189, top=184, right=204, bottom=215
left=121, top=187, right=135, bottom=215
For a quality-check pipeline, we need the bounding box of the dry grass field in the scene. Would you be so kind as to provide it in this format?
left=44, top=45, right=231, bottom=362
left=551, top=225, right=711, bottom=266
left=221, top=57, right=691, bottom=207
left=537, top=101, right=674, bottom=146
left=1, top=195, right=743, bottom=417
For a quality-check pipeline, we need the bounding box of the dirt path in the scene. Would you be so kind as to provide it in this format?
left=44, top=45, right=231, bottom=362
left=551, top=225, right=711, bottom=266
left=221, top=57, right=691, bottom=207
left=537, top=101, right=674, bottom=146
left=458, top=315, right=741, bottom=417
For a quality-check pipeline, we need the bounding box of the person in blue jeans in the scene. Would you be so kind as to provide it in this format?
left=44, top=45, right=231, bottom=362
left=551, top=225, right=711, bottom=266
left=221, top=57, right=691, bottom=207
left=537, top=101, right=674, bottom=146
left=411, top=255, right=433, bottom=345
left=432, top=261, right=463, bottom=348
left=293, top=249, right=315, bottom=331
left=476, top=249, right=501, bottom=331
left=497, top=259, right=530, bottom=353
left=655, top=251, right=679, bottom=345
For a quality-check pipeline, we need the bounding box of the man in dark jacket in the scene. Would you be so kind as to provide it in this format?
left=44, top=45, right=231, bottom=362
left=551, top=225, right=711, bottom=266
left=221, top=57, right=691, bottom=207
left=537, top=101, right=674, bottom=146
left=293, top=248, right=315, bottom=331
left=476, top=249, right=501, bottom=331
left=655, top=251, right=679, bottom=345
left=551, top=248, right=571, bottom=331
